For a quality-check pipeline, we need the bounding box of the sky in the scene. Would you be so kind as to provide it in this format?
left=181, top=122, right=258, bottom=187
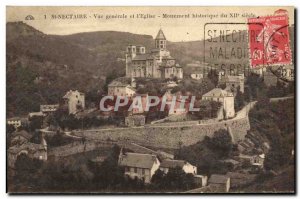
left=7, top=6, right=294, bottom=42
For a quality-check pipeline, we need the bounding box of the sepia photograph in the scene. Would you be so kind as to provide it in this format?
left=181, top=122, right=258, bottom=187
left=6, top=6, right=295, bottom=194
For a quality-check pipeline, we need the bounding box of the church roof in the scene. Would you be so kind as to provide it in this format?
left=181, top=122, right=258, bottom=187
left=132, top=54, right=151, bottom=61
left=155, top=29, right=166, bottom=40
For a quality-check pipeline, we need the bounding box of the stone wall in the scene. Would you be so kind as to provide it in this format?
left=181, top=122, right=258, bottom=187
left=48, top=140, right=115, bottom=158
left=74, top=117, right=250, bottom=149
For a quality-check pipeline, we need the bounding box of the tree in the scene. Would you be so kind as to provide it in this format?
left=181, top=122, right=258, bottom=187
left=29, top=115, right=44, bottom=131
left=13, top=154, right=43, bottom=188
left=208, top=129, right=233, bottom=157
left=207, top=69, right=219, bottom=86
left=234, top=87, right=245, bottom=111
left=151, top=167, right=195, bottom=191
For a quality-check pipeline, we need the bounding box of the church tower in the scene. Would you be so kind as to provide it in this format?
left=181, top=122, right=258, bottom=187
left=155, top=29, right=167, bottom=49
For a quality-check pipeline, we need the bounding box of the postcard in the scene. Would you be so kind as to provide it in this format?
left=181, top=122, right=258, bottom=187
left=6, top=6, right=295, bottom=194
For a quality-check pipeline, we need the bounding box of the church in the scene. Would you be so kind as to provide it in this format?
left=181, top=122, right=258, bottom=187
left=125, top=29, right=183, bottom=79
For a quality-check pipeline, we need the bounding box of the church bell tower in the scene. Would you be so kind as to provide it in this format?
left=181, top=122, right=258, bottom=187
left=155, top=29, right=167, bottom=49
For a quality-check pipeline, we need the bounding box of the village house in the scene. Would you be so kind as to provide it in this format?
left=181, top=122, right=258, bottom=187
left=193, top=175, right=208, bottom=187
left=7, top=117, right=22, bottom=129
left=40, top=104, right=59, bottom=114
left=9, top=130, right=32, bottom=146
left=159, top=159, right=197, bottom=175
left=125, top=114, right=146, bottom=127
left=191, top=73, right=203, bottom=80
left=108, top=79, right=136, bottom=98
left=239, top=153, right=265, bottom=168
left=226, top=172, right=257, bottom=188
left=163, top=90, right=189, bottom=116
left=118, top=152, right=160, bottom=183
left=219, top=74, right=245, bottom=93
left=28, top=112, right=45, bottom=119
left=202, top=88, right=235, bottom=119
left=63, top=90, right=85, bottom=114
left=132, top=93, right=149, bottom=114
left=8, top=136, right=47, bottom=169
left=125, top=29, right=183, bottom=79
left=208, top=174, right=231, bottom=193
left=251, top=153, right=265, bottom=168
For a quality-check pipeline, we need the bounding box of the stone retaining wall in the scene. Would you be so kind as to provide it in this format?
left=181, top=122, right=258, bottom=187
left=74, top=117, right=250, bottom=149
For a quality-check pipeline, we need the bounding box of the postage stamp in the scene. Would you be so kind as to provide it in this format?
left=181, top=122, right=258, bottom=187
left=248, top=10, right=292, bottom=68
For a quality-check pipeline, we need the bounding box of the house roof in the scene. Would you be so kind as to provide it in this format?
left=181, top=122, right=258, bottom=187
left=11, top=130, right=32, bottom=140
left=208, top=174, right=229, bottom=184
left=224, top=75, right=244, bottom=82
left=28, top=112, right=44, bottom=118
left=40, top=104, right=59, bottom=111
left=8, top=142, right=46, bottom=154
left=108, top=80, right=129, bottom=87
left=222, top=159, right=240, bottom=165
left=119, top=152, right=158, bottom=169
left=160, top=159, right=187, bottom=169
left=7, top=117, right=21, bottom=121
left=63, top=90, right=84, bottom=99
left=203, top=88, right=233, bottom=98
left=155, top=29, right=166, bottom=40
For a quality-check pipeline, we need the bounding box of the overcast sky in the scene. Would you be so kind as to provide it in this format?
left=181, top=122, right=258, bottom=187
left=7, top=6, right=294, bottom=42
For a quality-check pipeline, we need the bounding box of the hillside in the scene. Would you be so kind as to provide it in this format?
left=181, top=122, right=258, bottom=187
left=6, top=22, right=294, bottom=116
left=6, top=22, right=204, bottom=116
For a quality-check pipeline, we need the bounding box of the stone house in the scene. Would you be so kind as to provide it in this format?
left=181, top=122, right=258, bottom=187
left=208, top=174, right=231, bottom=193
left=8, top=136, right=47, bottom=169
left=239, top=153, right=265, bottom=168
left=125, top=114, right=146, bottom=127
left=125, top=29, right=183, bottom=79
left=251, top=153, right=265, bottom=168
left=132, top=93, right=149, bottom=114
left=159, top=159, right=197, bottom=175
left=191, top=73, right=203, bottom=80
left=118, top=152, right=160, bottom=183
left=219, top=74, right=245, bottom=93
left=40, top=104, right=59, bottom=114
left=63, top=90, right=85, bottom=114
left=202, top=88, right=235, bottom=119
left=162, top=90, right=189, bottom=116
left=9, top=130, right=32, bottom=146
left=28, top=112, right=45, bottom=119
left=193, top=175, right=208, bottom=187
left=7, top=117, right=22, bottom=129
left=108, top=79, right=136, bottom=98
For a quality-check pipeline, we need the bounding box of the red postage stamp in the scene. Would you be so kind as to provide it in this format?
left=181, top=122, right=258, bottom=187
left=248, top=10, right=292, bottom=68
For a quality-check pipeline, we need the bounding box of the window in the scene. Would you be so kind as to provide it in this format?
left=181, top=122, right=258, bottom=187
left=125, top=167, right=129, bottom=172
left=134, top=168, right=137, bottom=173
left=142, top=169, right=145, bottom=175
left=160, top=45, right=163, bottom=48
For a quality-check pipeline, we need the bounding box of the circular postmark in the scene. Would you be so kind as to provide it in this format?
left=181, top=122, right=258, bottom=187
left=265, top=24, right=294, bottom=82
